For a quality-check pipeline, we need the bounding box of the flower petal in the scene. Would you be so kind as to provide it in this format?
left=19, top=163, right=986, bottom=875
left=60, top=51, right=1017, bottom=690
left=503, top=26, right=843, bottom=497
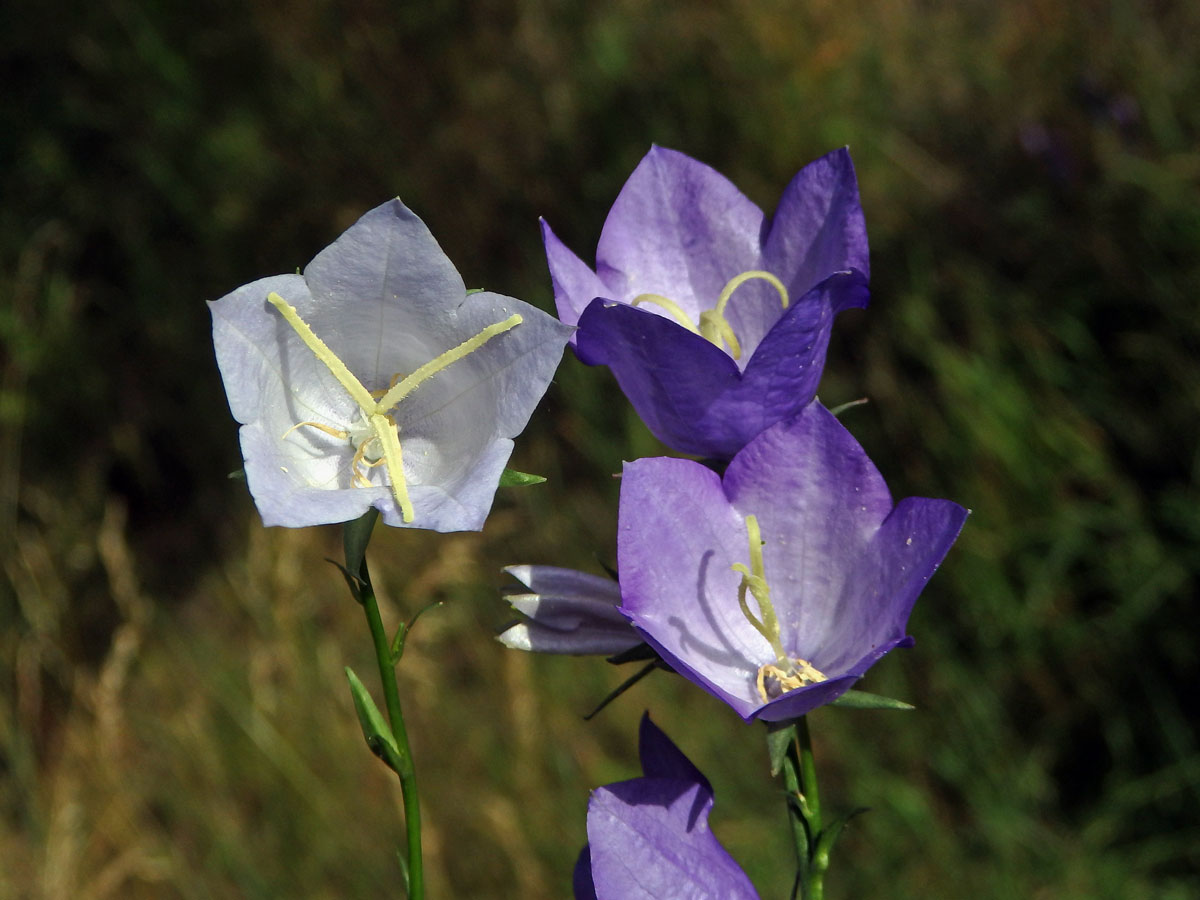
left=595, top=146, right=764, bottom=320
left=618, top=457, right=768, bottom=720
left=763, top=147, right=871, bottom=292
left=542, top=218, right=611, bottom=338
left=582, top=715, right=759, bottom=900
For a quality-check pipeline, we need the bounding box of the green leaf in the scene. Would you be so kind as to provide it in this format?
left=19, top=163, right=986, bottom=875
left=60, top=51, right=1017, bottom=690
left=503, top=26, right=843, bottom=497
left=345, top=666, right=401, bottom=770
left=766, top=719, right=799, bottom=777
left=390, top=599, right=444, bottom=663
left=830, top=689, right=915, bottom=710
left=498, top=468, right=547, bottom=487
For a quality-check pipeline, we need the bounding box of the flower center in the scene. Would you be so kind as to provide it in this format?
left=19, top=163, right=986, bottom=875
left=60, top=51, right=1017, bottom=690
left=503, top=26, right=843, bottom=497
left=267, top=291, right=522, bottom=523
left=631, top=270, right=789, bottom=360
left=731, top=514, right=828, bottom=703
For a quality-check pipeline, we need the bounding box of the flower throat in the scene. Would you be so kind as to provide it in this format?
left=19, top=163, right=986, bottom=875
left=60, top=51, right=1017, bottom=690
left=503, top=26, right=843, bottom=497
left=267, top=292, right=521, bottom=523
left=732, top=514, right=828, bottom=702
left=632, top=270, right=789, bottom=360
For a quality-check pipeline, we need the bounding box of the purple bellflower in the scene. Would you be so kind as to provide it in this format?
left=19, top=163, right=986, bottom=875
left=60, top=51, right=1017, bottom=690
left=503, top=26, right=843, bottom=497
left=210, top=199, right=573, bottom=532
left=542, top=146, right=869, bottom=459
left=617, top=402, right=968, bottom=722
left=574, top=713, right=759, bottom=900
left=497, top=565, right=643, bottom=656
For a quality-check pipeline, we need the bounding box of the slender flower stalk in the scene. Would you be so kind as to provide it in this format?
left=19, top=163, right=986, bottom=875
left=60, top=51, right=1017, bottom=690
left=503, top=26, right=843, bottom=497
left=340, top=509, right=424, bottom=897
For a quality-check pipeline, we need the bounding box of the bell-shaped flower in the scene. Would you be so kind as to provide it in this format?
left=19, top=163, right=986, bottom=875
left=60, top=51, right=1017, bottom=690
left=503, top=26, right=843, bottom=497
left=617, top=402, right=968, bottom=722
left=573, top=713, right=759, bottom=900
left=210, top=199, right=573, bottom=532
left=543, top=146, right=869, bottom=460
left=497, top=565, right=642, bottom=656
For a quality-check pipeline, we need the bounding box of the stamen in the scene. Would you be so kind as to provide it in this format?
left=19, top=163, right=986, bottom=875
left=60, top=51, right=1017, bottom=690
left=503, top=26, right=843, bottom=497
left=755, top=658, right=828, bottom=703
left=631, top=294, right=702, bottom=334
left=281, top=421, right=350, bottom=442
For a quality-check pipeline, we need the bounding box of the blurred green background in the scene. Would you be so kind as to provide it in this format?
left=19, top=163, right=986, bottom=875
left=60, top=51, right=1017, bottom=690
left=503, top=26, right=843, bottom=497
left=2, top=0, right=1198, bottom=897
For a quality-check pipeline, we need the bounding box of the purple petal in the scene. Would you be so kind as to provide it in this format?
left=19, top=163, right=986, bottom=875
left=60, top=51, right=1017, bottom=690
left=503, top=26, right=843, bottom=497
left=722, top=402, right=896, bottom=665
left=573, top=846, right=599, bottom=900
left=541, top=218, right=611, bottom=337
left=617, top=457, right=768, bottom=720
left=577, top=271, right=866, bottom=460
left=636, top=714, right=710, bottom=792
left=763, top=147, right=871, bottom=293
left=586, top=780, right=758, bottom=900
left=595, top=146, right=764, bottom=319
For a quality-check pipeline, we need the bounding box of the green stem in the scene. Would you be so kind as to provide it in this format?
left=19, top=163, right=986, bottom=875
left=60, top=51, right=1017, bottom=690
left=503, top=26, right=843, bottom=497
left=795, top=716, right=825, bottom=900
left=778, top=716, right=827, bottom=900
left=346, top=513, right=423, bottom=899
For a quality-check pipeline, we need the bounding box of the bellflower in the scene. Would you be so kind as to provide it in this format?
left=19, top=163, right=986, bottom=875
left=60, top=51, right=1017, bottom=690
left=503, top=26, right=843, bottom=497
left=210, top=199, right=573, bottom=532
left=543, top=146, right=869, bottom=459
left=573, top=713, right=759, bottom=900
left=497, top=565, right=642, bottom=656
left=617, top=403, right=969, bottom=722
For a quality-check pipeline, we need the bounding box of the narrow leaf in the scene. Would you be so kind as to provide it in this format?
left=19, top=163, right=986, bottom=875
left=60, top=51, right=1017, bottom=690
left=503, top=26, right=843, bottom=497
left=345, top=666, right=400, bottom=765
left=830, top=689, right=915, bottom=710
left=498, top=468, right=547, bottom=487
left=813, top=806, right=870, bottom=868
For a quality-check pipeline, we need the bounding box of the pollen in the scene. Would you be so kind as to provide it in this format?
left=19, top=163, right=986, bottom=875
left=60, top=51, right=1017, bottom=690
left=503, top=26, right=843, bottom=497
left=756, top=658, right=828, bottom=703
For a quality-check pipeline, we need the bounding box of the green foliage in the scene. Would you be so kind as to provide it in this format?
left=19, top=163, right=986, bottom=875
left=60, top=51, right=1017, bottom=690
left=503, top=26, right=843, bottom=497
left=2, top=0, right=1197, bottom=897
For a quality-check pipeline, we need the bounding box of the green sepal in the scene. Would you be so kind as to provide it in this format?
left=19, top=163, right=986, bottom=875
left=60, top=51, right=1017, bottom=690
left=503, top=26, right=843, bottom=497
left=583, top=661, right=661, bottom=721
left=604, top=642, right=659, bottom=665
left=828, top=397, right=870, bottom=417
left=227, top=468, right=246, bottom=481
left=498, top=468, right=547, bottom=487
left=326, top=559, right=369, bottom=604
left=345, top=666, right=404, bottom=773
left=766, top=719, right=799, bottom=777
left=466, top=287, right=485, bottom=295
left=830, top=689, right=915, bottom=710
left=343, top=508, right=380, bottom=581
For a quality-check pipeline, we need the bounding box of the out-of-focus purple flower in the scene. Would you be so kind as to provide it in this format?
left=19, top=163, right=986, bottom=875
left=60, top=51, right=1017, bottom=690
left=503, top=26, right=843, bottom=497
left=617, top=403, right=968, bottom=722
left=497, top=565, right=643, bottom=656
left=210, top=199, right=572, bottom=532
left=543, top=146, right=869, bottom=459
left=574, top=713, right=759, bottom=900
